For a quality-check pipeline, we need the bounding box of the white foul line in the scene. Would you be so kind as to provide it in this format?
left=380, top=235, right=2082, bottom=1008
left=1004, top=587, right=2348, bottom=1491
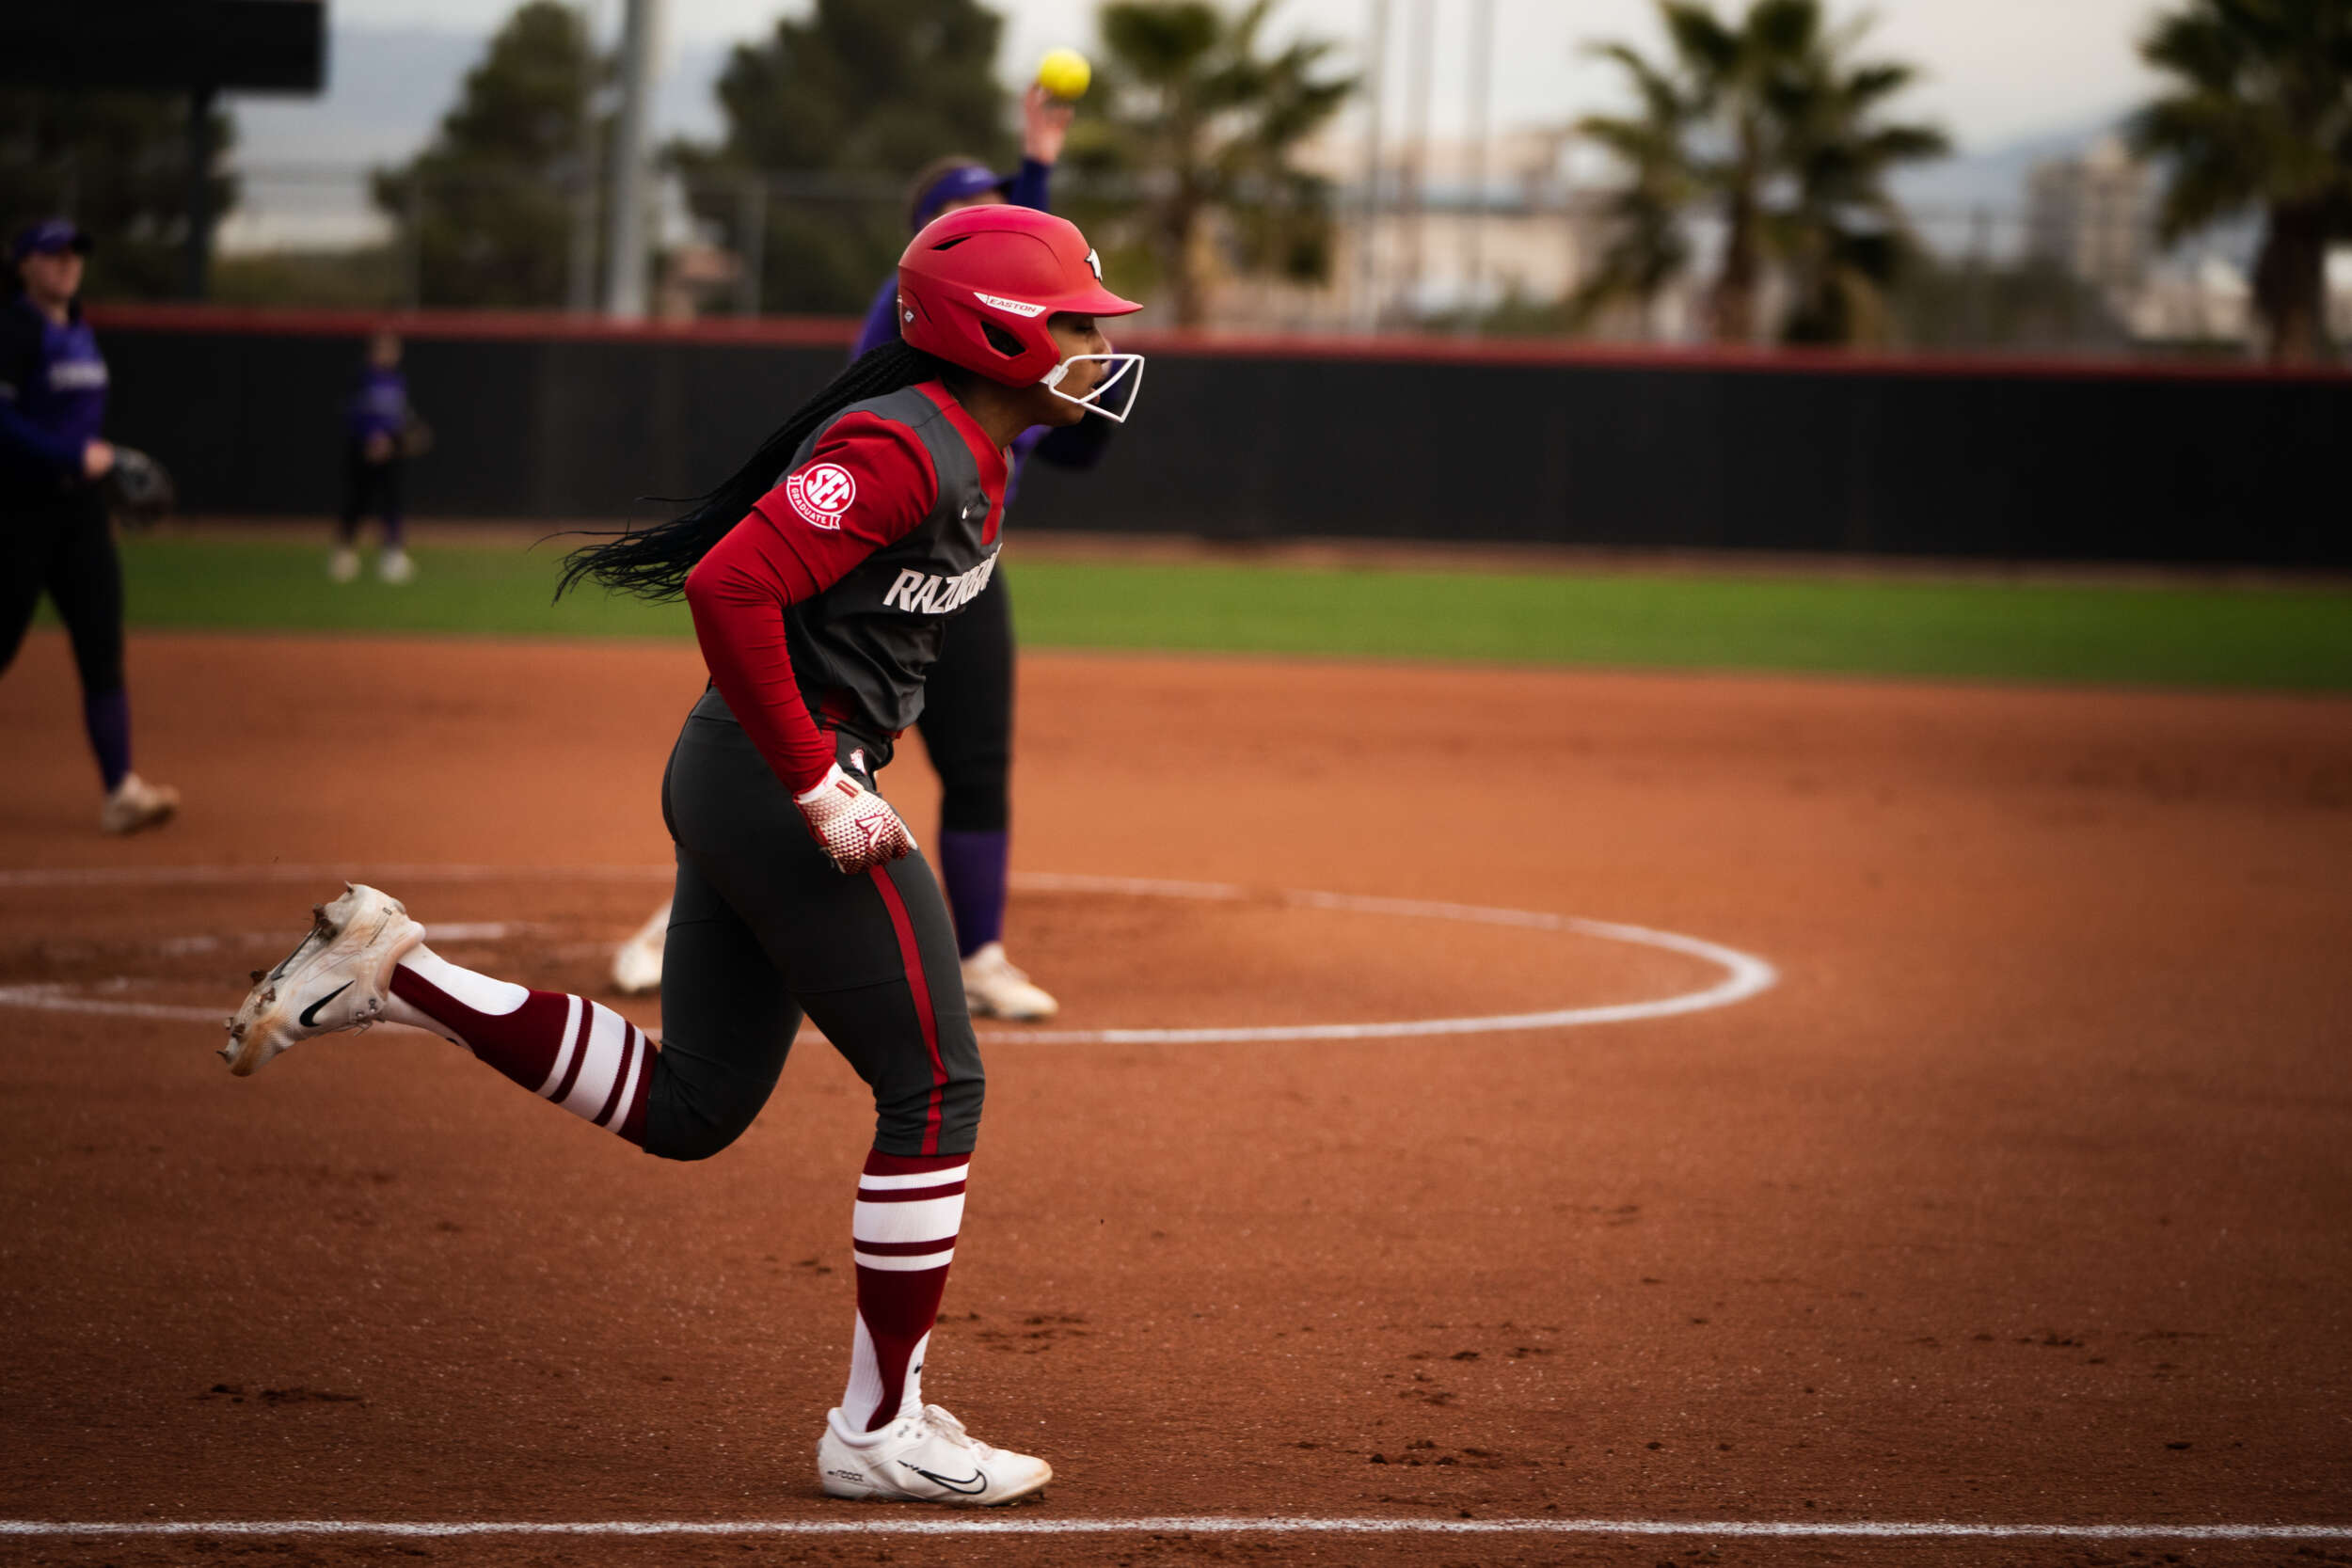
left=0, top=1516, right=2344, bottom=1541
left=0, top=985, right=223, bottom=1022
left=0, top=863, right=1777, bottom=1044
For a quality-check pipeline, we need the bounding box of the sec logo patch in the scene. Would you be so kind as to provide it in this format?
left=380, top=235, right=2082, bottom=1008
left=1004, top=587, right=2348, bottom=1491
left=786, top=463, right=857, bottom=529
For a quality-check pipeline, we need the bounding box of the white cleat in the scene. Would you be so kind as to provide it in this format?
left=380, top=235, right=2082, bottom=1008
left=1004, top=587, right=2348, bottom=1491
left=960, top=942, right=1057, bottom=1022
left=100, top=771, right=180, bottom=835
left=610, top=899, right=672, bottom=995
left=818, top=1403, right=1051, bottom=1507
left=378, top=547, right=416, bottom=585
left=327, top=546, right=361, bottom=582
left=221, top=884, right=424, bottom=1078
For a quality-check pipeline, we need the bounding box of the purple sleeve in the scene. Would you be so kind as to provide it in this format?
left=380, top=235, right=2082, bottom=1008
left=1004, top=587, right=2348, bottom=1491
left=998, top=426, right=1049, bottom=513
left=1004, top=157, right=1052, bottom=214
left=0, top=400, right=83, bottom=477
left=1032, top=414, right=1113, bottom=470
left=850, top=274, right=904, bottom=361
left=0, top=313, right=83, bottom=477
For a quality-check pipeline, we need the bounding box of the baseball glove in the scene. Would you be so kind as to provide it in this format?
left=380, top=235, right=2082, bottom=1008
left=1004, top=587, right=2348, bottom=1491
left=398, top=413, right=435, bottom=459
left=103, top=447, right=177, bottom=530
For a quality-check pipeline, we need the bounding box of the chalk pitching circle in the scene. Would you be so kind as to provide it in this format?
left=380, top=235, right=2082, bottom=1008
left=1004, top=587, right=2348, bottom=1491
left=0, top=864, right=1777, bottom=1043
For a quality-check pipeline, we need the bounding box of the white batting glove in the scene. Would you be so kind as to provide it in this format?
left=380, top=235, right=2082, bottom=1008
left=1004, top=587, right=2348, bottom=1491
left=794, top=763, right=917, bottom=874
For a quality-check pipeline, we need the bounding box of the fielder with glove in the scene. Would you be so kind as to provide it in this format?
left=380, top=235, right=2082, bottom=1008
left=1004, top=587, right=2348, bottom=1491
left=0, top=219, right=178, bottom=834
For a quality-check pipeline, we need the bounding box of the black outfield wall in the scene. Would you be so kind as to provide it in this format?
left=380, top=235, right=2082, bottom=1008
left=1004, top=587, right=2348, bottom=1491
left=92, top=307, right=2350, bottom=567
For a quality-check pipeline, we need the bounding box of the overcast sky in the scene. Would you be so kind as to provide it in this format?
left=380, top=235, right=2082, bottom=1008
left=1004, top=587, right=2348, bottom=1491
left=326, top=0, right=2169, bottom=154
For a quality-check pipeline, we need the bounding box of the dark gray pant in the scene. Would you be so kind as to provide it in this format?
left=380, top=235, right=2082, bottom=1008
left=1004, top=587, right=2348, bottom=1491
left=648, top=691, right=983, bottom=1161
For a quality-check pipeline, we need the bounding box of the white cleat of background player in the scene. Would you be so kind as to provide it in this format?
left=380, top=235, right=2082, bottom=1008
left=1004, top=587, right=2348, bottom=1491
left=610, top=900, right=670, bottom=995
left=958, top=942, right=1057, bottom=1021
left=100, top=771, right=179, bottom=835
left=611, top=903, right=1057, bottom=1021
left=326, top=546, right=416, bottom=585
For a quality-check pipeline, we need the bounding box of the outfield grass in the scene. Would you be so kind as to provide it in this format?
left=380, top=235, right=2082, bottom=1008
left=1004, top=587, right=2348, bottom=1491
left=107, top=537, right=692, bottom=640
left=81, top=534, right=2352, bottom=691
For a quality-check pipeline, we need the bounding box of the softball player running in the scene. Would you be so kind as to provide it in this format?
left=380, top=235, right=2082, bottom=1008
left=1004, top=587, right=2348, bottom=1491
left=224, top=206, right=1143, bottom=1506
left=1, top=219, right=179, bottom=835
left=611, top=86, right=1103, bottom=1022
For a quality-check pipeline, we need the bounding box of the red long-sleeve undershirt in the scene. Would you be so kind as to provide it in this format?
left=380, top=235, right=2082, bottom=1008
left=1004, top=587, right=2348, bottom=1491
left=683, top=413, right=941, bottom=794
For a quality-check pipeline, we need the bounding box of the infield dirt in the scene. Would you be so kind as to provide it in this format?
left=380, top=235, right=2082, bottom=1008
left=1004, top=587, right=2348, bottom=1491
left=3, top=630, right=2348, bottom=1566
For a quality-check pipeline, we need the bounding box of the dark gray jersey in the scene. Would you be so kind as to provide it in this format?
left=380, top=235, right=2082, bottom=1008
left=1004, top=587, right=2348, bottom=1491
left=776, top=383, right=1007, bottom=738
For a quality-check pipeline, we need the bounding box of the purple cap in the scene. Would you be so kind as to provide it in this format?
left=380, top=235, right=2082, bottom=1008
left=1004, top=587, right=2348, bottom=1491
left=11, top=218, right=94, bottom=261
left=910, top=164, right=1012, bottom=230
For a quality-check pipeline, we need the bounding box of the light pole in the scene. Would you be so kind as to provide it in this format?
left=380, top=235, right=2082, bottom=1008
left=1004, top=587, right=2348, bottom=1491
left=183, top=83, right=217, bottom=300
left=603, top=0, right=657, bottom=319
left=1399, top=0, right=1436, bottom=318
left=1356, top=0, right=1391, bottom=334
left=1462, top=0, right=1494, bottom=333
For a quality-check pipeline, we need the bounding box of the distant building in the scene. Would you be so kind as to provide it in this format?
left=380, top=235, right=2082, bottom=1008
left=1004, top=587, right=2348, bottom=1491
left=1204, top=126, right=1608, bottom=333
left=2126, top=254, right=2252, bottom=344
left=2026, top=135, right=2150, bottom=293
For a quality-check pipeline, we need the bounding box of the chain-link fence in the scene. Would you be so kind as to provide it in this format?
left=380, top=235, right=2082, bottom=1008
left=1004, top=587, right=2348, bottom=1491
left=199, top=159, right=2311, bottom=356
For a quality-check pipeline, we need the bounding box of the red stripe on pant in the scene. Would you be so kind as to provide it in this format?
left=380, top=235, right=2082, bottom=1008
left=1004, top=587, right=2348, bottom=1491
left=867, top=865, right=947, bottom=1155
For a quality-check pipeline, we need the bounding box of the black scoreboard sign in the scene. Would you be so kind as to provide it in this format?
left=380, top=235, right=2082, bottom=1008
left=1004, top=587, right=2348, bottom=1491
left=0, top=0, right=326, bottom=94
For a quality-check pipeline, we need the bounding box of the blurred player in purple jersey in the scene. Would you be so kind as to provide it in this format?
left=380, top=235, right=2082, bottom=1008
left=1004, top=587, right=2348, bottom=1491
left=1, top=218, right=179, bottom=834
left=613, top=86, right=1113, bottom=1020
left=331, top=329, right=416, bottom=584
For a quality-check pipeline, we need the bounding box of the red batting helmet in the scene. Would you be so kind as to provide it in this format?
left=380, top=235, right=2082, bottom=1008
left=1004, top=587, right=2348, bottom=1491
left=896, top=206, right=1140, bottom=386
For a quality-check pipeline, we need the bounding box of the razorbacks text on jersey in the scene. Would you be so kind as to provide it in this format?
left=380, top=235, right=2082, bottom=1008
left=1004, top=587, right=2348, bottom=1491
left=683, top=381, right=1009, bottom=793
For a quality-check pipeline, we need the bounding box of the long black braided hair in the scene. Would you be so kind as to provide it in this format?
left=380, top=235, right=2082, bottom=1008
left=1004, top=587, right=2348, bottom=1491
left=557, top=339, right=951, bottom=603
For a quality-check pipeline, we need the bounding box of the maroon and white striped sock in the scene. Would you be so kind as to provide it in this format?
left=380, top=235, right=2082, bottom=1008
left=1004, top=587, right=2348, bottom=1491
left=386, top=945, right=653, bottom=1145
left=837, top=1149, right=968, bottom=1434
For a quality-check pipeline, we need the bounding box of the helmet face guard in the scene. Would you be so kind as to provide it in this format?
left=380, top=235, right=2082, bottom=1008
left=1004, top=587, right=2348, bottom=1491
left=897, top=207, right=1146, bottom=420
left=1041, top=352, right=1146, bottom=424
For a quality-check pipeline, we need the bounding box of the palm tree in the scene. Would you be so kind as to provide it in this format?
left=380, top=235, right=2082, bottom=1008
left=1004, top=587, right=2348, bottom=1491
left=1775, top=50, right=1949, bottom=343
left=1575, top=0, right=1944, bottom=343
left=2130, top=0, right=2352, bottom=363
left=1076, top=1, right=1355, bottom=327
left=1568, top=43, right=1698, bottom=332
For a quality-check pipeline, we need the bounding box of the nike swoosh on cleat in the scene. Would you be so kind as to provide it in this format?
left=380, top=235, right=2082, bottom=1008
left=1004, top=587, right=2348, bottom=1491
left=298, top=982, right=354, bottom=1027
left=904, top=1463, right=989, bottom=1495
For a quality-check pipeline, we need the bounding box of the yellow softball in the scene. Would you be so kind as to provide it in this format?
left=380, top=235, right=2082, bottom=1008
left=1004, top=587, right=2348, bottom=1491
left=1037, top=47, right=1092, bottom=102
